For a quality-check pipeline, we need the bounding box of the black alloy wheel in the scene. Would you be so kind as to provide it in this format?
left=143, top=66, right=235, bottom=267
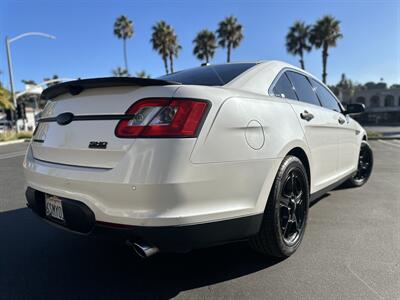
left=249, top=156, right=309, bottom=258
left=279, top=169, right=307, bottom=246
left=346, top=141, right=373, bottom=187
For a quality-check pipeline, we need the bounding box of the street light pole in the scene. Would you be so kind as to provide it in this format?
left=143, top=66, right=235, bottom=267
left=5, top=37, right=17, bottom=122
left=4, top=32, right=56, bottom=133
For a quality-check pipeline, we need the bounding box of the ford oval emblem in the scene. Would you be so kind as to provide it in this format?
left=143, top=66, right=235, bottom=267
left=56, top=112, right=74, bottom=126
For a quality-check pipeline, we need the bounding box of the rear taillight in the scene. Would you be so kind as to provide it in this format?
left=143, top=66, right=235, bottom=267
left=115, top=98, right=210, bottom=138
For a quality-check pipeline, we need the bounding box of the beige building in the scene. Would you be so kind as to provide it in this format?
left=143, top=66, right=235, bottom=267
left=341, top=86, right=400, bottom=125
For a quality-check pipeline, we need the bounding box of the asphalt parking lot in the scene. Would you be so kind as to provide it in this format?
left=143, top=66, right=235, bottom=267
left=0, top=140, right=399, bottom=299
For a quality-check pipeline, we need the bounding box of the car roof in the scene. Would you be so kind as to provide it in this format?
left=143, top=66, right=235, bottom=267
left=224, top=60, right=322, bottom=95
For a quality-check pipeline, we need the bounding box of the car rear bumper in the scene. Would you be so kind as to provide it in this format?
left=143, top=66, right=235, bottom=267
left=26, top=187, right=263, bottom=251
left=24, top=142, right=280, bottom=227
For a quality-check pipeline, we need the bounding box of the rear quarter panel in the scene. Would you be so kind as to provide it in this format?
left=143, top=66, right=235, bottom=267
left=191, top=95, right=309, bottom=163
left=186, top=90, right=311, bottom=215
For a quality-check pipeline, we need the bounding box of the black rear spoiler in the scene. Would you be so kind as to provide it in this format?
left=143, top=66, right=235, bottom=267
left=41, top=77, right=181, bottom=100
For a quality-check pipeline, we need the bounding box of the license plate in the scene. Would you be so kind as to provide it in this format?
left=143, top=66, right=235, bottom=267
left=45, top=195, right=64, bottom=222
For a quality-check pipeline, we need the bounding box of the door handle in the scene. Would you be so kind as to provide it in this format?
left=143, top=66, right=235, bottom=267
left=338, top=117, right=346, bottom=124
left=300, top=110, right=314, bottom=121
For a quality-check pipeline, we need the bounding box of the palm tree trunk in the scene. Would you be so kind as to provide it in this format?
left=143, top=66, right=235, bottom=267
left=163, top=55, right=169, bottom=74
left=299, top=50, right=305, bottom=70
left=227, top=42, right=231, bottom=63
left=322, top=43, right=328, bottom=83
left=169, top=53, right=174, bottom=73
left=123, top=38, right=128, bottom=72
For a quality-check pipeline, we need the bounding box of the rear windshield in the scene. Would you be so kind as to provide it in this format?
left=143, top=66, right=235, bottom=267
left=158, top=63, right=257, bottom=86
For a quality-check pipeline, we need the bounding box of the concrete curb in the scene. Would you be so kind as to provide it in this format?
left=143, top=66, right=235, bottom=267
left=0, top=139, right=30, bottom=147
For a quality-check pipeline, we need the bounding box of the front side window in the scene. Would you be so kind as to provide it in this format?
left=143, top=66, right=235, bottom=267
left=272, top=73, right=298, bottom=100
left=286, top=71, right=321, bottom=106
left=311, top=79, right=341, bottom=112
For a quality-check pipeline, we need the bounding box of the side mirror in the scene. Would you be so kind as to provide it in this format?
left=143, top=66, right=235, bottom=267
left=345, top=103, right=365, bottom=115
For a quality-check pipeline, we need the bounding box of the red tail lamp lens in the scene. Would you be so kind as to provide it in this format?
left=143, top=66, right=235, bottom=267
left=115, top=98, right=209, bottom=138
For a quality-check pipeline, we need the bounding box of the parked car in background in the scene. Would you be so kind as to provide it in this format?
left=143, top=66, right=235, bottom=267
left=24, top=61, right=373, bottom=258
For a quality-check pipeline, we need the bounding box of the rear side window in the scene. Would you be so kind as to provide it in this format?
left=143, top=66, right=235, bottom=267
left=311, top=79, right=341, bottom=112
left=158, top=63, right=256, bottom=86
left=272, top=73, right=298, bottom=100
left=286, top=71, right=321, bottom=106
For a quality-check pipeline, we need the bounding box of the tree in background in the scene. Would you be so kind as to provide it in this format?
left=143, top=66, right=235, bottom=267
left=365, top=81, right=387, bottom=90
left=193, top=29, right=217, bottom=64
left=216, top=16, right=244, bottom=63
left=309, top=15, right=343, bottom=83
left=286, top=21, right=311, bottom=70
left=135, top=70, right=151, bottom=78
left=43, top=75, right=61, bottom=87
left=112, top=67, right=130, bottom=77
left=0, top=86, right=12, bottom=109
left=151, top=21, right=180, bottom=74
left=21, top=79, right=37, bottom=85
left=113, top=15, right=134, bottom=72
left=151, top=21, right=171, bottom=74
left=167, top=32, right=181, bottom=74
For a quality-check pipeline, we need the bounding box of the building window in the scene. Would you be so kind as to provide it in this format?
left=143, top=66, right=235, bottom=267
left=384, top=95, right=395, bottom=107
left=370, top=95, right=380, bottom=108
left=356, top=96, right=366, bottom=104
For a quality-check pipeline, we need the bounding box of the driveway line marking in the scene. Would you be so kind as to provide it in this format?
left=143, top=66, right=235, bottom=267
left=345, top=265, right=384, bottom=300
left=0, top=151, right=26, bottom=160
left=378, top=139, right=400, bottom=148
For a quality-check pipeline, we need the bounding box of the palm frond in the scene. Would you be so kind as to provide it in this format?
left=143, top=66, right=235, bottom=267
left=216, top=15, right=244, bottom=49
left=113, top=15, right=134, bottom=39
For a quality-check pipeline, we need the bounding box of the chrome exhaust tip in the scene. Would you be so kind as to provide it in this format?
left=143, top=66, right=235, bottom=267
left=128, top=241, right=159, bottom=258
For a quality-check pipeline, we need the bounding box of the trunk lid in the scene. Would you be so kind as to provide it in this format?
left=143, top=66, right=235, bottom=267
left=32, top=81, right=180, bottom=169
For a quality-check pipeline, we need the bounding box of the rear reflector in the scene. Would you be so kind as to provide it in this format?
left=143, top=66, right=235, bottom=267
left=115, top=98, right=209, bottom=138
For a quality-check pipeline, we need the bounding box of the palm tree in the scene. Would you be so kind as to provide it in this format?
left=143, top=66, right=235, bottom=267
left=309, top=15, right=343, bottom=83
left=216, top=16, right=244, bottom=63
left=193, top=29, right=217, bottom=64
left=43, top=75, right=61, bottom=87
left=113, top=15, right=134, bottom=72
left=21, top=79, right=37, bottom=85
left=135, top=70, right=151, bottom=78
left=167, top=32, right=181, bottom=73
left=151, top=21, right=180, bottom=74
left=112, top=67, right=130, bottom=77
left=151, top=21, right=172, bottom=74
left=286, top=21, right=311, bottom=70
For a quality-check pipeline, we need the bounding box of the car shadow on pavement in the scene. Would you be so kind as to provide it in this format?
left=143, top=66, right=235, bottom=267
left=309, top=193, right=331, bottom=208
left=0, top=208, right=283, bottom=299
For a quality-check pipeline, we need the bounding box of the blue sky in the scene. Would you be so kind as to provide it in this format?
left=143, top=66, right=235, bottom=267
left=1, top=0, right=399, bottom=91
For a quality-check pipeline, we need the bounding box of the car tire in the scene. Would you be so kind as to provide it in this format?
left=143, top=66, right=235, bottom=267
left=249, top=156, right=309, bottom=258
left=345, top=141, right=373, bottom=187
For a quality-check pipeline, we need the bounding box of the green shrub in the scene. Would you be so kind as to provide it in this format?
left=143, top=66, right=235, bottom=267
left=0, top=131, right=17, bottom=142
left=367, top=131, right=382, bottom=138
left=17, top=131, right=33, bottom=139
left=0, top=130, right=32, bottom=142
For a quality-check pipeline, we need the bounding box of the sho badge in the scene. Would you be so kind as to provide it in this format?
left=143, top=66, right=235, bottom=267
left=88, top=141, right=108, bottom=149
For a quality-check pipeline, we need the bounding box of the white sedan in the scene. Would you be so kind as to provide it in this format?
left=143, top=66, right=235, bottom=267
left=24, top=61, right=373, bottom=258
